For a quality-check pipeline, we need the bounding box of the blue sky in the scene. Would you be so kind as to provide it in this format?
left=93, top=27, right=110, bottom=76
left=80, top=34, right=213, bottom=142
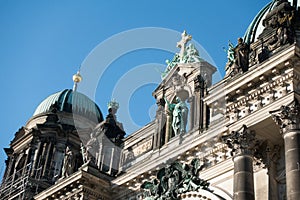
left=0, top=0, right=270, bottom=178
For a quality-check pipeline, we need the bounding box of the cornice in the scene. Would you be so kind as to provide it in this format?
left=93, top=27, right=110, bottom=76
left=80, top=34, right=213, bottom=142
left=112, top=122, right=229, bottom=189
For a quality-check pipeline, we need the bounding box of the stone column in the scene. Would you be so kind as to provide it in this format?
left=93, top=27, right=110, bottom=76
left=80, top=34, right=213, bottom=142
left=31, top=139, right=42, bottom=177
left=97, top=142, right=103, bottom=169
left=108, top=146, right=115, bottom=175
left=222, top=125, right=256, bottom=200
left=23, top=143, right=36, bottom=176
left=270, top=100, right=300, bottom=200
left=42, top=140, right=54, bottom=177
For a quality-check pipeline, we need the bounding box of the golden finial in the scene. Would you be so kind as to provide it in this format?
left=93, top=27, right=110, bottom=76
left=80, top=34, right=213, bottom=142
left=73, top=71, right=82, bottom=91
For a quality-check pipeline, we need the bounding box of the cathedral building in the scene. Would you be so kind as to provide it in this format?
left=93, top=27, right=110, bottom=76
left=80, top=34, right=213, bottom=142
left=1, top=0, right=300, bottom=199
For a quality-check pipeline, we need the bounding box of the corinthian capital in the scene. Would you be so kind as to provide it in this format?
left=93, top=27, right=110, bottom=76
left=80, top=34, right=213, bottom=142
left=269, top=99, right=300, bottom=134
left=221, top=125, right=256, bottom=157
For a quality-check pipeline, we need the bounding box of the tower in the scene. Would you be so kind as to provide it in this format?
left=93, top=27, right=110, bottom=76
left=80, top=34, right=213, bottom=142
left=0, top=73, right=104, bottom=199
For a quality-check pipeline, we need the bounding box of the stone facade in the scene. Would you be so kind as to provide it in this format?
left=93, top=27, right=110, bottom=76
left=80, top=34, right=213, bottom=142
left=1, top=1, right=300, bottom=200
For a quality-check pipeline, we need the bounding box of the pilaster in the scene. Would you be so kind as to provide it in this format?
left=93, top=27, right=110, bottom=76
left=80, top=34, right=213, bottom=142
left=194, top=74, right=207, bottom=130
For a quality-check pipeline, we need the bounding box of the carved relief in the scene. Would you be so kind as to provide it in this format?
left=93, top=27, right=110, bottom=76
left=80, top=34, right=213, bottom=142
left=252, top=0, right=296, bottom=64
left=266, top=2, right=294, bottom=49
left=132, top=140, right=153, bottom=157
left=269, top=99, right=300, bottom=134
left=222, top=125, right=257, bottom=156
left=169, top=72, right=192, bottom=102
left=140, top=159, right=211, bottom=200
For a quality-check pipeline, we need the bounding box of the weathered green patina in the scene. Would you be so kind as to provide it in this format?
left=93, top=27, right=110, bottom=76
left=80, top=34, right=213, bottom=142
left=140, top=158, right=211, bottom=200
left=161, top=31, right=203, bottom=79
left=165, top=97, right=188, bottom=136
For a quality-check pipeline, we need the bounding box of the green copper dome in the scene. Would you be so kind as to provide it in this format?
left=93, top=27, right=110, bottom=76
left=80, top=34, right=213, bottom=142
left=243, top=0, right=295, bottom=44
left=33, top=89, right=103, bottom=122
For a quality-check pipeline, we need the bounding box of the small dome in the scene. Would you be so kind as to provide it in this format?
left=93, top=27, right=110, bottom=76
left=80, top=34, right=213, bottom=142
left=33, top=89, right=103, bottom=122
left=243, top=0, right=294, bottom=44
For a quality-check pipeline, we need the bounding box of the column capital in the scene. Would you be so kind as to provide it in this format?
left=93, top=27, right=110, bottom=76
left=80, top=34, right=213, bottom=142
left=222, top=125, right=256, bottom=157
left=270, top=99, right=300, bottom=135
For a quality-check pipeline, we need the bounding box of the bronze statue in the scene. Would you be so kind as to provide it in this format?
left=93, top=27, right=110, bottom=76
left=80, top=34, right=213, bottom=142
left=165, top=97, right=188, bottom=136
left=234, top=38, right=250, bottom=72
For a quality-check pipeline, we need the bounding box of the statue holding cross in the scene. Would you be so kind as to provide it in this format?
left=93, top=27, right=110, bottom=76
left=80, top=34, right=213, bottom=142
left=177, top=30, right=192, bottom=62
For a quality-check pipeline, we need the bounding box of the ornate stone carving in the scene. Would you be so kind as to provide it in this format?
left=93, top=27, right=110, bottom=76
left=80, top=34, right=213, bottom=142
left=226, top=69, right=294, bottom=124
left=270, top=99, right=300, bottom=200
left=132, top=140, right=153, bottom=157
left=172, top=72, right=187, bottom=91
left=140, top=158, right=211, bottom=200
left=265, top=1, right=295, bottom=48
left=171, top=72, right=192, bottom=102
left=269, top=99, right=300, bottom=134
left=252, top=0, right=296, bottom=64
left=221, top=125, right=257, bottom=156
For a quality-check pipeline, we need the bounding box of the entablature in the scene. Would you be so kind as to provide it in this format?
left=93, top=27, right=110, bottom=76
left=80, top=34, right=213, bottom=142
left=113, top=121, right=229, bottom=193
